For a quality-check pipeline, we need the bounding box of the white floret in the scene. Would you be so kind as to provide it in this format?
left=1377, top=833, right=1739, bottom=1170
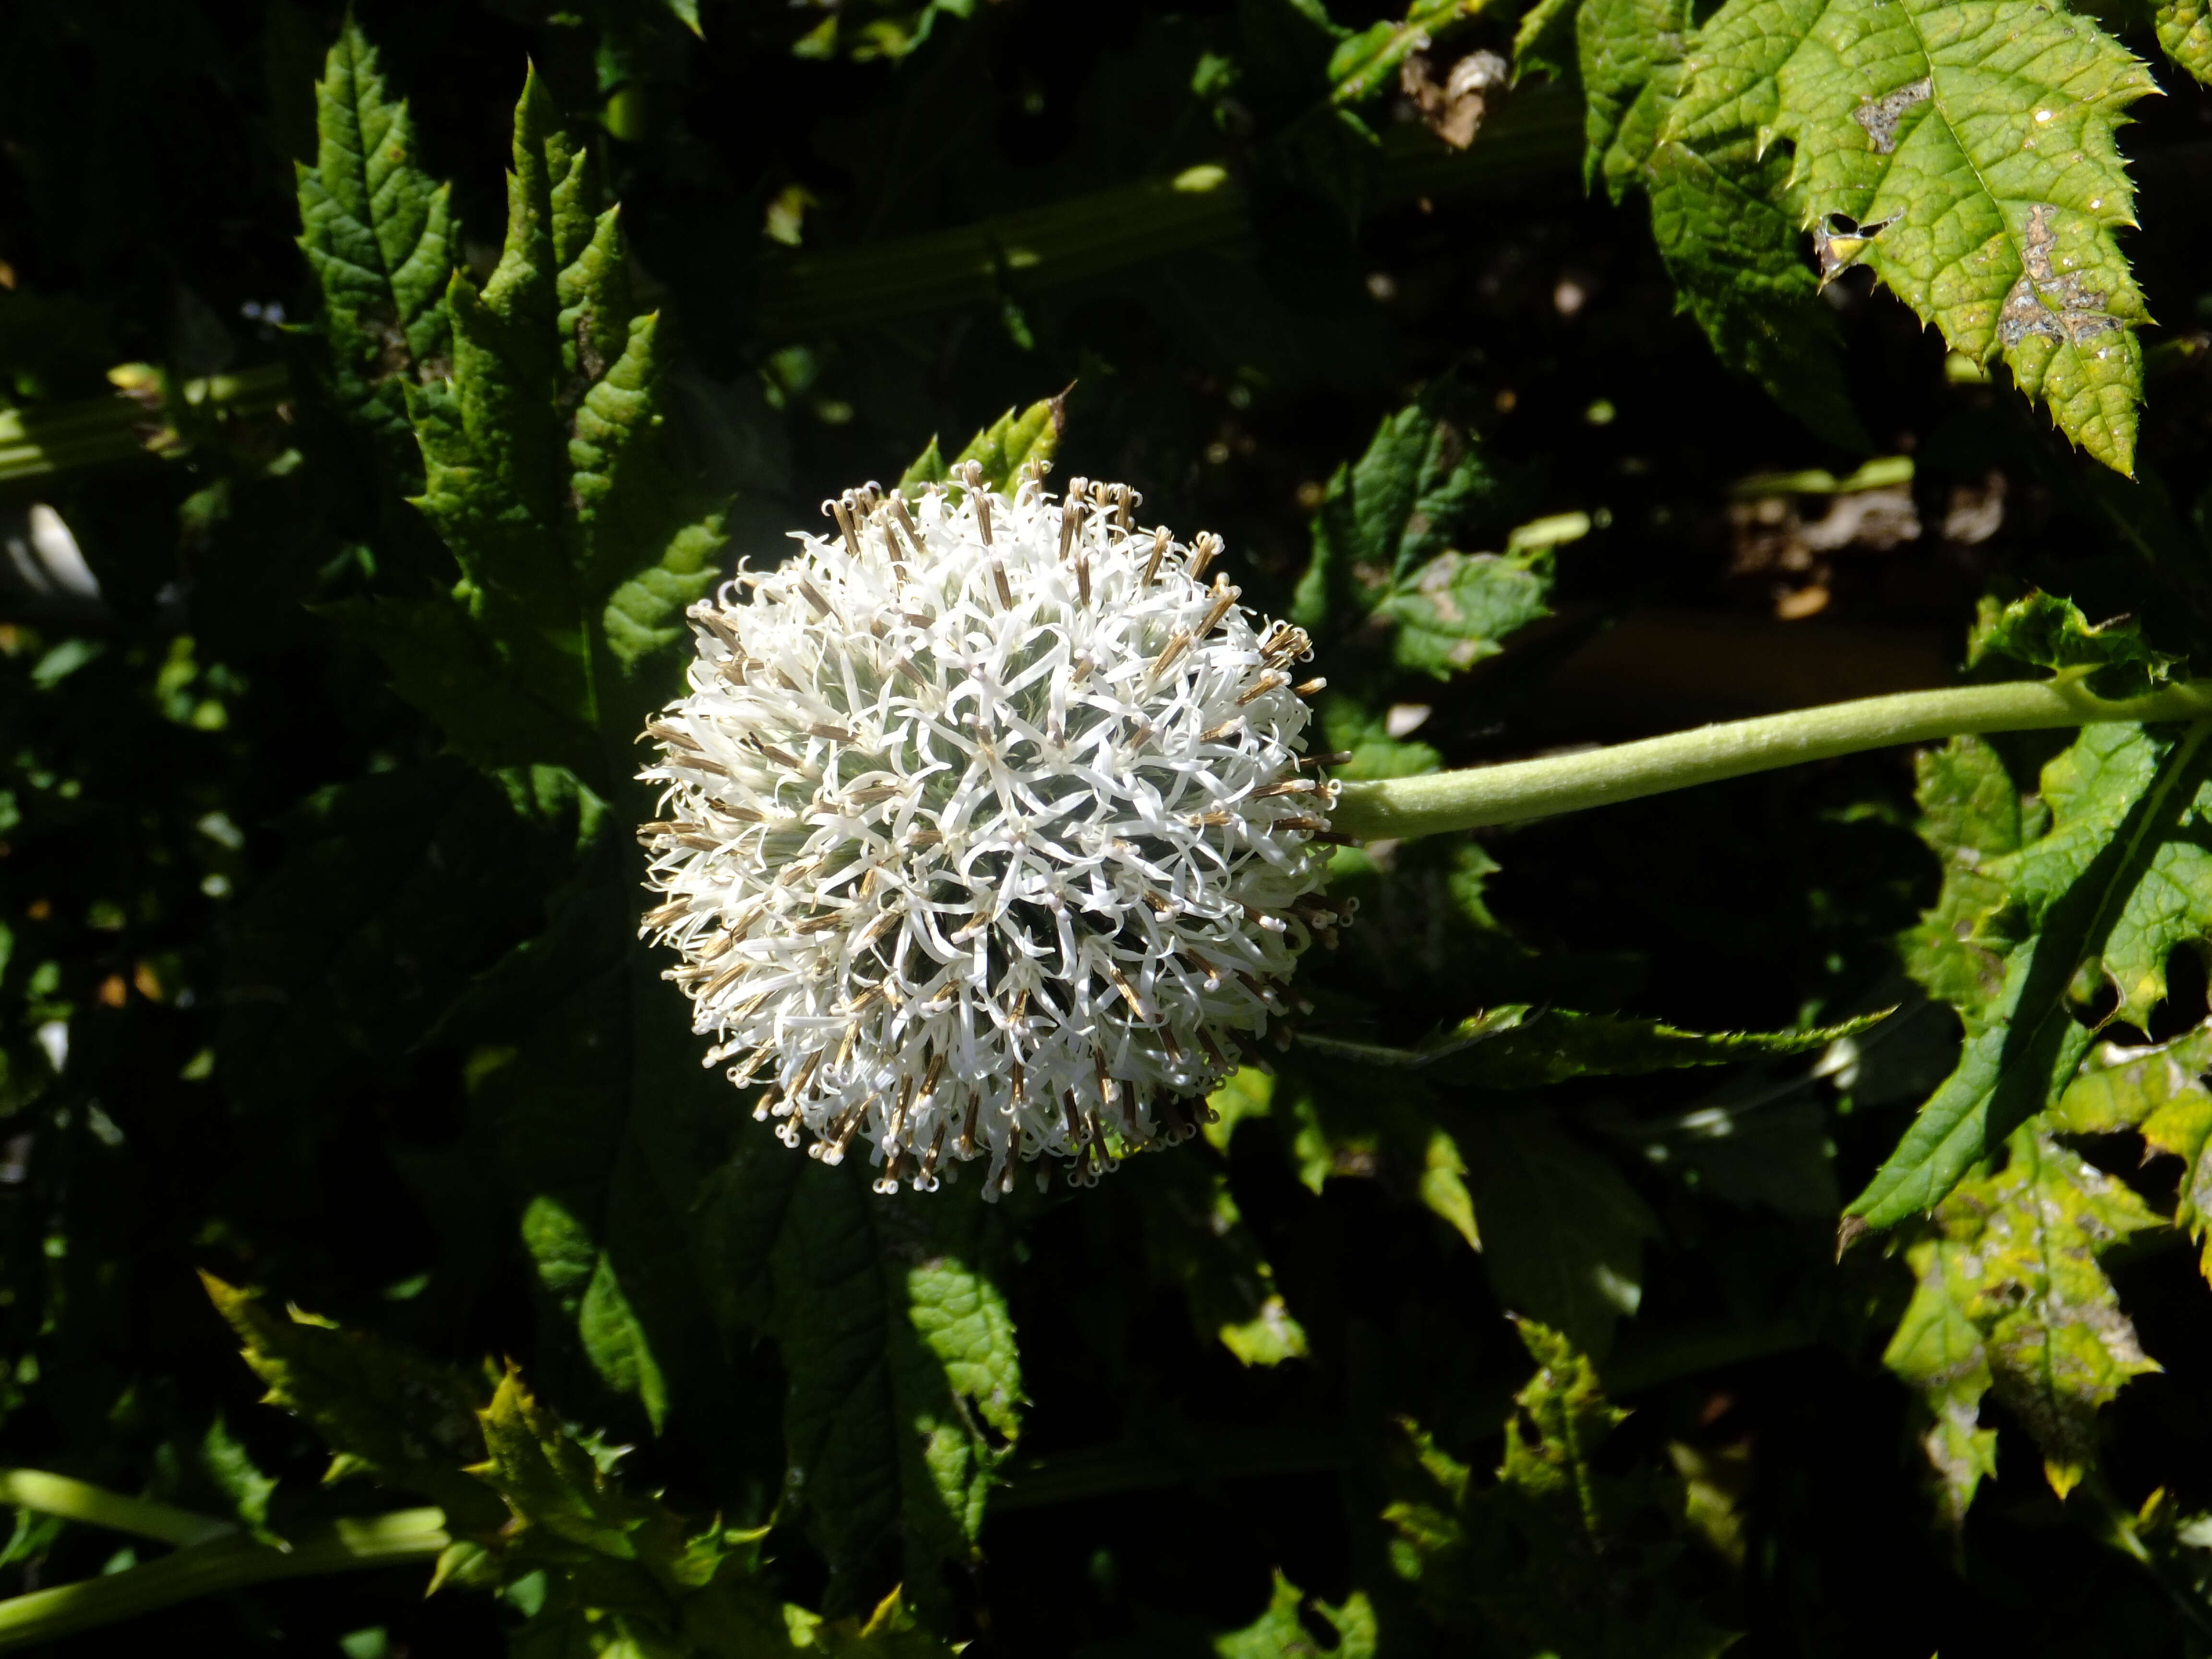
left=637, top=465, right=1351, bottom=1194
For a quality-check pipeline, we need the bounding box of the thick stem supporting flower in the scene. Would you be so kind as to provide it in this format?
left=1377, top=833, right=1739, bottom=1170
left=1327, top=678, right=2212, bottom=842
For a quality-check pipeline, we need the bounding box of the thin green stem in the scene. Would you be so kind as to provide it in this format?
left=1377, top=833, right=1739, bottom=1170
left=0, top=1470, right=235, bottom=1549
left=1328, top=678, right=2212, bottom=843
left=0, top=1507, right=448, bottom=1652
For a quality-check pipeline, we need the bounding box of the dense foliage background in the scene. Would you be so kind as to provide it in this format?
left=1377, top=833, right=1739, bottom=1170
left=8, top=0, right=2212, bottom=1653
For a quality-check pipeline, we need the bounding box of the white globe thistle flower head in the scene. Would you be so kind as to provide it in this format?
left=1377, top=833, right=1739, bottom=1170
left=637, top=462, right=1357, bottom=1197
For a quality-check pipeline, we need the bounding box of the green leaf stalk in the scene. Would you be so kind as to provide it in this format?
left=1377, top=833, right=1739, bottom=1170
left=1328, top=677, right=2212, bottom=842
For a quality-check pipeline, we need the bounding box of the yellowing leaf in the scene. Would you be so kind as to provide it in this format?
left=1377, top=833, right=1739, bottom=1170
left=2057, top=1023, right=2212, bottom=1281
left=1884, top=1130, right=2161, bottom=1517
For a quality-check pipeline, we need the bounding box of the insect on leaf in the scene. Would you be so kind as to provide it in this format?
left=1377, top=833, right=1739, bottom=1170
left=1680, top=0, right=2159, bottom=472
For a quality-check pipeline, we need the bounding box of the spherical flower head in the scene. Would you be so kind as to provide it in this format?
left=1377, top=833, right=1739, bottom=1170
left=637, top=463, right=1355, bottom=1196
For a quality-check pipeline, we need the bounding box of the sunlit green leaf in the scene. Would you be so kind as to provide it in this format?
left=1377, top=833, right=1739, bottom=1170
left=1856, top=720, right=2212, bottom=1226
left=1214, top=1569, right=1378, bottom=1657
left=296, top=20, right=455, bottom=469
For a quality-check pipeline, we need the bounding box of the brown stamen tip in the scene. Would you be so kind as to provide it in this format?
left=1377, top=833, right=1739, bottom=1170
left=1148, top=629, right=1192, bottom=682
left=829, top=497, right=859, bottom=555
left=1197, top=575, right=1240, bottom=637
left=1188, top=532, right=1222, bottom=583
left=1236, top=671, right=1289, bottom=706
left=889, top=495, right=924, bottom=558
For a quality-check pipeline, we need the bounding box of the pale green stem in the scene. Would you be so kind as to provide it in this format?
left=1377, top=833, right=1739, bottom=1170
left=0, top=1506, right=448, bottom=1652
left=0, top=1470, right=236, bottom=1549
left=1327, top=678, right=2212, bottom=843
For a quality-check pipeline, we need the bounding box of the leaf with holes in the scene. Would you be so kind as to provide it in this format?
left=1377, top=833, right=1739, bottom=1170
left=1678, top=0, right=2158, bottom=472
left=1884, top=1128, right=2161, bottom=1514
left=1969, top=589, right=2178, bottom=697
left=1214, top=1570, right=1378, bottom=1658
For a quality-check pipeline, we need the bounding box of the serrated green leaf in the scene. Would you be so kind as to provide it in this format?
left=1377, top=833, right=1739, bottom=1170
left=757, top=1162, right=1021, bottom=1608
left=1680, top=0, right=2158, bottom=471
left=1291, top=390, right=1507, bottom=641
left=2156, top=0, right=2212, bottom=82
left=1376, top=544, right=1552, bottom=679
left=1968, top=589, right=2177, bottom=697
left=902, top=398, right=1065, bottom=500
left=1133, top=1153, right=1311, bottom=1366
left=573, top=310, right=725, bottom=677
left=1884, top=1128, right=2160, bottom=1512
left=1386, top=1320, right=1736, bottom=1656
left=1580, top=0, right=1689, bottom=199
left=375, top=65, right=724, bottom=766
left=1301, top=1004, right=1884, bottom=1088
left=1215, top=1569, right=1378, bottom=1658
left=202, top=1273, right=500, bottom=1528
left=1855, top=721, right=2212, bottom=1226
left=1899, top=734, right=2049, bottom=1012
left=470, top=1366, right=795, bottom=1648
left=1455, top=1113, right=1659, bottom=1355
left=296, top=20, right=455, bottom=465
left=2056, top=1022, right=2212, bottom=1280
left=1583, top=0, right=1865, bottom=443
left=702, top=1143, right=1027, bottom=1610
left=1646, top=135, right=1866, bottom=447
